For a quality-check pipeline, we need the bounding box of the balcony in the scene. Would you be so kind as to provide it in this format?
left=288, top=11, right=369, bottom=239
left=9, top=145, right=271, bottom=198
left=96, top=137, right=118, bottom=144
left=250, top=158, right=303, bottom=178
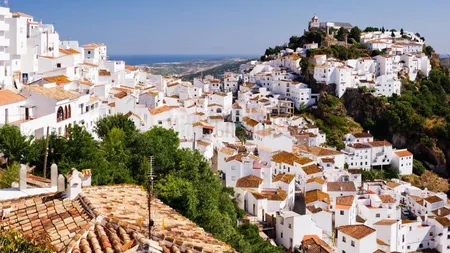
left=0, top=37, right=9, bottom=46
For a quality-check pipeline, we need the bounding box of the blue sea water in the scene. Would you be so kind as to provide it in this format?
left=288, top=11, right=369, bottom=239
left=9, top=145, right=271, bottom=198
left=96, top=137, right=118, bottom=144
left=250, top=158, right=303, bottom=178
left=108, top=54, right=258, bottom=65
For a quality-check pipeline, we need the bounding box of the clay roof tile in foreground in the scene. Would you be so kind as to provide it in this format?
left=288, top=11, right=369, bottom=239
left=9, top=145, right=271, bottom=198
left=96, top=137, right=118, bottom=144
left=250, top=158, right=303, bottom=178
left=80, top=185, right=236, bottom=252
left=338, top=224, right=375, bottom=239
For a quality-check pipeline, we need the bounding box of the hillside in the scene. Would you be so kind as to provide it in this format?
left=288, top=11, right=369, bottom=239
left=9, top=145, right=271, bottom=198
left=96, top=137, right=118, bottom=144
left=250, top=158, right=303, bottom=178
left=262, top=29, right=450, bottom=177
left=181, top=59, right=251, bottom=81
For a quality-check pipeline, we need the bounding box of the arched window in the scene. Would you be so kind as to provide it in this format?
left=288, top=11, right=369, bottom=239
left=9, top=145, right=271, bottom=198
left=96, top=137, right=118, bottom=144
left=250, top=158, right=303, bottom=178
left=64, top=105, right=68, bottom=120
left=68, top=105, right=71, bottom=118
left=57, top=106, right=64, bottom=122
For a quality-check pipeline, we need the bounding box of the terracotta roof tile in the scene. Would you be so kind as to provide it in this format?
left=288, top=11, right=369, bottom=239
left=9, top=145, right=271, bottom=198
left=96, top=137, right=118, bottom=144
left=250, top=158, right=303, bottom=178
left=348, top=143, right=371, bottom=149
left=327, top=182, right=356, bottom=192
left=242, top=117, right=259, bottom=127
left=432, top=207, right=450, bottom=217
left=80, top=185, right=235, bottom=252
left=23, top=85, right=80, bottom=101
left=43, top=75, right=72, bottom=85
left=305, top=190, right=330, bottom=205
left=378, top=195, right=396, bottom=204
left=336, top=196, right=355, bottom=206
left=386, top=181, right=401, bottom=188
left=306, top=177, right=325, bottom=185
left=301, top=236, right=334, bottom=253
left=395, top=150, right=413, bottom=157
left=369, top=140, right=392, bottom=147
left=303, top=164, right=322, bottom=175
left=306, top=206, right=324, bottom=214
left=148, top=105, right=178, bottom=115
left=373, top=219, right=397, bottom=226
left=272, top=174, right=295, bottom=184
left=219, top=147, right=236, bottom=156
left=272, top=151, right=313, bottom=166
left=236, top=175, right=263, bottom=188
left=435, top=217, right=450, bottom=227
left=59, top=48, right=80, bottom=55
left=0, top=90, right=26, bottom=106
left=249, top=189, right=287, bottom=201
left=338, top=225, right=375, bottom=239
left=352, top=132, right=373, bottom=138
left=303, top=146, right=342, bottom=156
left=99, top=69, right=111, bottom=76
left=425, top=195, right=444, bottom=204
left=225, top=153, right=259, bottom=163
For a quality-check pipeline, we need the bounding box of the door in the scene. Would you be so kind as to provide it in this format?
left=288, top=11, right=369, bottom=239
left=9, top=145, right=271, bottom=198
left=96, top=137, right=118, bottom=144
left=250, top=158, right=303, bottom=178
left=262, top=209, right=265, bottom=222
left=25, top=108, right=29, bottom=120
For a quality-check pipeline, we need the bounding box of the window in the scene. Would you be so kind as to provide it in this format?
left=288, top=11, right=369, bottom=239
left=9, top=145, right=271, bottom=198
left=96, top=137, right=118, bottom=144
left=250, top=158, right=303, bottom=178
left=231, top=176, right=236, bottom=181
left=351, top=241, right=355, bottom=247
left=340, top=210, right=344, bottom=215
left=88, top=51, right=91, bottom=54
left=231, top=166, right=236, bottom=171
left=56, top=63, right=61, bottom=68
left=288, top=224, right=291, bottom=229
left=280, top=232, right=283, bottom=238
left=342, top=236, right=346, bottom=242
left=376, top=213, right=380, bottom=218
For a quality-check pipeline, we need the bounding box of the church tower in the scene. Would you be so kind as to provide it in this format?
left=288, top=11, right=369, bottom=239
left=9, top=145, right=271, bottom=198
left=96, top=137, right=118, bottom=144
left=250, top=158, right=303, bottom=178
left=308, top=15, right=320, bottom=31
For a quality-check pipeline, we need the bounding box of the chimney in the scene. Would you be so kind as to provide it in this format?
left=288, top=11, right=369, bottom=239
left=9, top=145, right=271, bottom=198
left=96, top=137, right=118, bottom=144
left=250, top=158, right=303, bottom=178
left=81, top=169, right=92, bottom=187
left=51, top=164, right=58, bottom=188
left=66, top=168, right=82, bottom=200
left=19, top=164, right=27, bottom=191
left=57, top=175, right=65, bottom=192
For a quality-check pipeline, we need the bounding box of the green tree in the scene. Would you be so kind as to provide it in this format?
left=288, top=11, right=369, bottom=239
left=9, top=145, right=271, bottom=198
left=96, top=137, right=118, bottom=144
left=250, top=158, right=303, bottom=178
left=413, top=159, right=426, bottom=175
left=391, top=31, right=395, bottom=38
left=349, top=26, right=362, bottom=42
left=381, top=26, right=385, bottom=33
left=363, top=27, right=379, bottom=32
left=423, top=45, right=435, bottom=57
left=97, top=127, right=134, bottom=185
left=142, top=126, right=180, bottom=175
left=400, top=28, right=404, bottom=35
left=0, top=125, right=31, bottom=165
left=235, top=126, right=247, bottom=144
left=94, top=113, right=138, bottom=139
left=335, top=27, right=349, bottom=41
left=0, top=162, right=20, bottom=188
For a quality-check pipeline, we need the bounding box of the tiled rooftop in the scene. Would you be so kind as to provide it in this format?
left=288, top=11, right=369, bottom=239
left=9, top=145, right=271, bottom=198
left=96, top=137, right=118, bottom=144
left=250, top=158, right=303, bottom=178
left=79, top=185, right=235, bottom=252
left=338, top=224, right=375, bottom=239
left=0, top=192, right=91, bottom=252
left=272, top=151, right=313, bottom=166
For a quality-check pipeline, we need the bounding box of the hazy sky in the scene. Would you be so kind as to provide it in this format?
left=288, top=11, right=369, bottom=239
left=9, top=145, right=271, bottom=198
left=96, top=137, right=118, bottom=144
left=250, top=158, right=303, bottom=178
left=10, top=0, right=450, bottom=55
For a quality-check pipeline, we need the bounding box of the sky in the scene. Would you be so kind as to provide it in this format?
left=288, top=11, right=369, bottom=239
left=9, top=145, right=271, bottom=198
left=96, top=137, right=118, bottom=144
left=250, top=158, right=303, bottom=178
left=9, top=0, right=450, bottom=55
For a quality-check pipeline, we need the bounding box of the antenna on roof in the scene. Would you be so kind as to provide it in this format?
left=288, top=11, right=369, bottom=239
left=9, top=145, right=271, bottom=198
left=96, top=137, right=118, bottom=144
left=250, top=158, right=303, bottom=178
left=147, top=155, right=155, bottom=239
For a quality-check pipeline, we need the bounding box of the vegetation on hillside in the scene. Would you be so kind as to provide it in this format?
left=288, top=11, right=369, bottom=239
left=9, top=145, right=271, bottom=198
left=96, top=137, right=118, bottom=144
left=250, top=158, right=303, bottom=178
left=0, top=118, right=282, bottom=253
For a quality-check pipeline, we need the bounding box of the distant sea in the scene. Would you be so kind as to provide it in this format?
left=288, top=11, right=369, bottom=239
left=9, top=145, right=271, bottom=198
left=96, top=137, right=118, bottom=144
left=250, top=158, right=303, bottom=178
left=108, top=54, right=258, bottom=66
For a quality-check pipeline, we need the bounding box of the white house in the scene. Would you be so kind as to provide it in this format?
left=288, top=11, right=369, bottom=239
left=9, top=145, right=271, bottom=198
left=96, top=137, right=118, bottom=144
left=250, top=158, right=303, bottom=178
left=392, top=149, right=413, bottom=175
left=337, top=225, right=377, bottom=253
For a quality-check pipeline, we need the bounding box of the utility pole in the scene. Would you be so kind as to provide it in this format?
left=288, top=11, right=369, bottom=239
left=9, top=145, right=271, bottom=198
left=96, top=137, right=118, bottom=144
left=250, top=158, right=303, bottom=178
left=43, top=126, right=50, bottom=178
left=147, top=156, right=154, bottom=239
